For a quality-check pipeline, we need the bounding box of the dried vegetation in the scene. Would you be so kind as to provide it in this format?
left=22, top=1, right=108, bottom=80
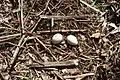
left=0, top=0, right=120, bottom=80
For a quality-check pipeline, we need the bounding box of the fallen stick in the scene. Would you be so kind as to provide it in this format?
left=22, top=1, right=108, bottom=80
left=64, top=73, right=95, bottom=79
left=9, top=35, right=26, bottom=73
left=20, top=0, right=24, bottom=33
left=36, top=29, right=86, bottom=34
left=0, top=33, right=20, bottom=39
left=40, top=15, right=95, bottom=19
left=27, top=59, right=79, bottom=68
left=0, top=37, right=18, bottom=44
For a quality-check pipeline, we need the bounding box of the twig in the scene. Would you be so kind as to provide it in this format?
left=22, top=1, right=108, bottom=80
left=24, top=29, right=86, bottom=36
left=40, top=15, right=83, bottom=19
left=0, top=27, right=19, bottom=31
left=27, top=59, right=79, bottom=68
left=79, top=0, right=102, bottom=14
left=52, top=45, right=66, bottom=53
left=40, top=15, right=96, bottom=20
left=0, top=33, right=20, bottom=39
left=9, top=15, right=42, bottom=74
left=52, top=71, right=65, bottom=80
left=0, top=37, right=17, bottom=44
left=63, top=73, right=95, bottom=79
left=36, top=29, right=86, bottom=34
left=27, top=52, right=44, bottom=65
left=0, top=72, right=5, bottom=80
left=9, top=35, right=26, bottom=73
left=8, top=2, right=24, bottom=72
left=37, top=0, right=50, bottom=15
left=24, top=0, right=37, bottom=22
left=7, top=42, right=25, bottom=48
left=45, top=0, right=63, bottom=15
left=2, top=23, right=20, bottom=31
left=20, top=0, right=24, bottom=33
left=9, top=0, right=51, bottom=74
left=35, top=37, right=58, bottom=61
left=29, top=46, right=44, bottom=62
left=16, top=76, right=29, bottom=80
left=86, top=32, right=97, bottom=50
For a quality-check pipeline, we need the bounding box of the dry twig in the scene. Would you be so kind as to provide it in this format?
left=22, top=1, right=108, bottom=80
left=27, top=59, right=79, bottom=68
left=63, top=73, right=95, bottom=79
left=0, top=72, right=5, bottom=80
left=79, top=0, right=102, bottom=14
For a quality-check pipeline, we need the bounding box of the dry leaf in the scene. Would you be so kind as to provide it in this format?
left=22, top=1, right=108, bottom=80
left=102, top=37, right=109, bottom=42
left=91, top=33, right=101, bottom=38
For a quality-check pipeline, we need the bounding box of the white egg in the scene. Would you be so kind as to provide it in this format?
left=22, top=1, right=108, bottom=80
left=52, top=33, right=63, bottom=44
left=67, top=35, right=78, bottom=45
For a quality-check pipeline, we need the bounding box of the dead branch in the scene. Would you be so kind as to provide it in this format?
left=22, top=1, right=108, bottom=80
left=27, top=59, right=79, bottom=68
left=36, top=29, right=86, bottom=34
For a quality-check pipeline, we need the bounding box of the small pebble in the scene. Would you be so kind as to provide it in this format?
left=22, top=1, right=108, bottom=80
left=52, top=33, right=63, bottom=44
left=66, top=35, right=78, bottom=46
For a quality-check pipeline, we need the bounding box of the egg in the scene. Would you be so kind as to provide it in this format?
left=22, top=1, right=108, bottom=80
left=52, top=33, right=63, bottom=44
left=66, top=35, right=78, bottom=45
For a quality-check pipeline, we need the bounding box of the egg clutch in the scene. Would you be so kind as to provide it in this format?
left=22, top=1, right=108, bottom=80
left=52, top=33, right=78, bottom=46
